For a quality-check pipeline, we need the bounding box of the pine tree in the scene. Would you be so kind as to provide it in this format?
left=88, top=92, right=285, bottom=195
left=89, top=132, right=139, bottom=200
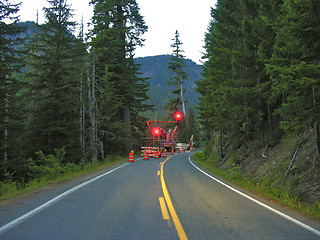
left=89, top=0, right=150, bottom=154
left=267, top=0, right=320, bottom=153
left=197, top=0, right=239, bottom=157
left=25, top=0, right=83, bottom=162
left=197, top=0, right=277, bottom=157
left=166, top=30, right=188, bottom=114
left=0, top=0, right=25, bottom=180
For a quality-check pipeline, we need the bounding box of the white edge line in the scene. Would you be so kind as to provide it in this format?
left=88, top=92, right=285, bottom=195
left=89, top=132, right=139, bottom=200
left=0, top=162, right=132, bottom=236
left=188, top=155, right=320, bottom=237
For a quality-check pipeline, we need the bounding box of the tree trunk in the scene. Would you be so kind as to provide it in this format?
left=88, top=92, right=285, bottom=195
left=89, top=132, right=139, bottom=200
left=91, top=50, right=98, bottom=159
left=316, top=122, right=320, bottom=155
left=219, top=128, right=224, bottom=159
left=267, top=103, right=272, bottom=130
left=3, top=75, right=9, bottom=173
left=123, top=104, right=132, bottom=153
left=80, top=74, right=86, bottom=162
left=87, top=50, right=98, bottom=161
left=312, top=86, right=319, bottom=155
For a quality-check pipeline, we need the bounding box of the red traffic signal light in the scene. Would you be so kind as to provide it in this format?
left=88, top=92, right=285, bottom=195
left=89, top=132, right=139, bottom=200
left=153, top=127, right=160, bottom=136
left=174, top=112, right=183, bottom=121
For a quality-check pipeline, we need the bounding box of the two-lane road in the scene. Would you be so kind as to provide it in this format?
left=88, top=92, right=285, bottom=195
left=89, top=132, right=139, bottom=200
left=0, top=152, right=319, bottom=239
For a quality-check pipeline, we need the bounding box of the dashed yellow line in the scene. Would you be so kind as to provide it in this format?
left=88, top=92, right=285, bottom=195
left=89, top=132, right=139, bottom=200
left=160, top=157, right=188, bottom=240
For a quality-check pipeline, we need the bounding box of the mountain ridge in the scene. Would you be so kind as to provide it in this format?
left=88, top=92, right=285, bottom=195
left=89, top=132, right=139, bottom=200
left=135, top=55, right=202, bottom=119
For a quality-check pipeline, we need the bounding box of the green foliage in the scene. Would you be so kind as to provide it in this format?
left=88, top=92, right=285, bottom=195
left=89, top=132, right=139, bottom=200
left=0, top=0, right=26, bottom=180
left=89, top=0, right=150, bottom=153
left=267, top=0, right=320, bottom=135
left=27, top=148, right=69, bottom=181
left=197, top=0, right=320, bottom=158
left=178, top=109, right=199, bottom=143
left=25, top=0, right=83, bottom=162
left=0, top=152, right=127, bottom=201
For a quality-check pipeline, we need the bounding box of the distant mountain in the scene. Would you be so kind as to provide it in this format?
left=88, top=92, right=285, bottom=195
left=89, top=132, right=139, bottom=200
left=135, top=55, right=202, bottom=119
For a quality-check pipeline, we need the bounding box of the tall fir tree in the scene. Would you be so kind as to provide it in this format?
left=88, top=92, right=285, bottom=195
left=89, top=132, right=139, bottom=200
left=25, top=0, right=83, bottom=162
left=197, top=0, right=240, bottom=157
left=0, top=0, right=25, bottom=180
left=267, top=0, right=320, bottom=153
left=166, top=30, right=188, bottom=114
left=197, top=0, right=278, bottom=157
left=89, top=0, right=150, bottom=154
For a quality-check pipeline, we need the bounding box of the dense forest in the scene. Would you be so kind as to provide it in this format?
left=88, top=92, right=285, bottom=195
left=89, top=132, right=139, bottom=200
left=0, top=0, right=152, bottom=183
left=197, top=0, right=320, bottom=160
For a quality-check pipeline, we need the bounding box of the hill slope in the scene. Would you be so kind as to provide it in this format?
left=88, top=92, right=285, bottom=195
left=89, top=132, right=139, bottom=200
left=135, top=55, right=202, bottom=119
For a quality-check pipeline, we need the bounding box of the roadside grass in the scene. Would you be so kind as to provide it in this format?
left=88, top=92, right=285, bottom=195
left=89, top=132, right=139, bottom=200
left=192, top=152, right=320, bottom=220
left=0, top=155, right=127, bottom=201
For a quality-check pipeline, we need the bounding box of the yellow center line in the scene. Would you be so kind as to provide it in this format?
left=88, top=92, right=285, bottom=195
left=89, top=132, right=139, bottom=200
left=160, top=156, right=188, bottom=240
left=159, top=197, right=170, bottom=220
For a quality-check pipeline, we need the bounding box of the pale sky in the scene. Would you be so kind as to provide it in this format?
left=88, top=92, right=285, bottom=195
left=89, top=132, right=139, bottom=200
left=17, top=0, right=217, bottom=64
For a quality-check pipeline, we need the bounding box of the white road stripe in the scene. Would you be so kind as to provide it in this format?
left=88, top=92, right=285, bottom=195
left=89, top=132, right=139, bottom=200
left=0, top=162, right=132, bottom=236
left=188, top=155, right=320, bottom=237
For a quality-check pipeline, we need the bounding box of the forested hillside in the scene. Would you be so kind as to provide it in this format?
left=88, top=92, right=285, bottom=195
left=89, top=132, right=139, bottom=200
left=135, top=55, right=201, bottom=119
left=198, top=0, right=320, bottom=160
left=196, top=0, right=320, bottom=214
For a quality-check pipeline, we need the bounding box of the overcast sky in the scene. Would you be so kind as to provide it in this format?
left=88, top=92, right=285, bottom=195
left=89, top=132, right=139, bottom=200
left=18, top=0, right=217, bottom=64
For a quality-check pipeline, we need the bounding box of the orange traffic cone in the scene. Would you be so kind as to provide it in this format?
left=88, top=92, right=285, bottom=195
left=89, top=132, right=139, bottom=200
left=163, top=150, right=167, bottom=158
left=183, top=148, right=185, bottom=153
left=171, top=149, right=174, bottom=155
left=155, top=151, right=159, bottom=159
left=129, top=151, right=134, bottom=162
left=144, top=150, right=149, bottom=160
left=177, top=148, right=180, bottom=153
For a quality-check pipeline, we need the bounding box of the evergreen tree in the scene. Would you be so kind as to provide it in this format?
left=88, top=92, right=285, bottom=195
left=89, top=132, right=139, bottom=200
left=197, top=0, right=278, bottom=157
left=178, top=109, right=199, bottom=145
left=89, top=0, right=150, bottom=154
left=166, top=30, right=188, bottom=114
left=26, top=0, right=83, bottom=162
left=0, top=0, right=25, bottom=180
left=197, top=0, right=239, bottom=157
left=267, top=0, right=320, bottom=153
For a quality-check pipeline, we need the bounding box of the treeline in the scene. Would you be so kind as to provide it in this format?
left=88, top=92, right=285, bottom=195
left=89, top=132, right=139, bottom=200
left=197, top=0, right=320, bottom=158
left=0, top=0, right=150, bottom=183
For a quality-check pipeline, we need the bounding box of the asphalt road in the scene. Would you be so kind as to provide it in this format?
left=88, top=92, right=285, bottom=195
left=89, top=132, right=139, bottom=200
left=0, top=152, right=319, bottom=239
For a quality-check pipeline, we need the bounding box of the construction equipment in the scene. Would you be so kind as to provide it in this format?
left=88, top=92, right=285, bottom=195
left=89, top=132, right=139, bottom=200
left=187, top=135, right=194, bottom=150
left=146, top=111, right=183, bottom=153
